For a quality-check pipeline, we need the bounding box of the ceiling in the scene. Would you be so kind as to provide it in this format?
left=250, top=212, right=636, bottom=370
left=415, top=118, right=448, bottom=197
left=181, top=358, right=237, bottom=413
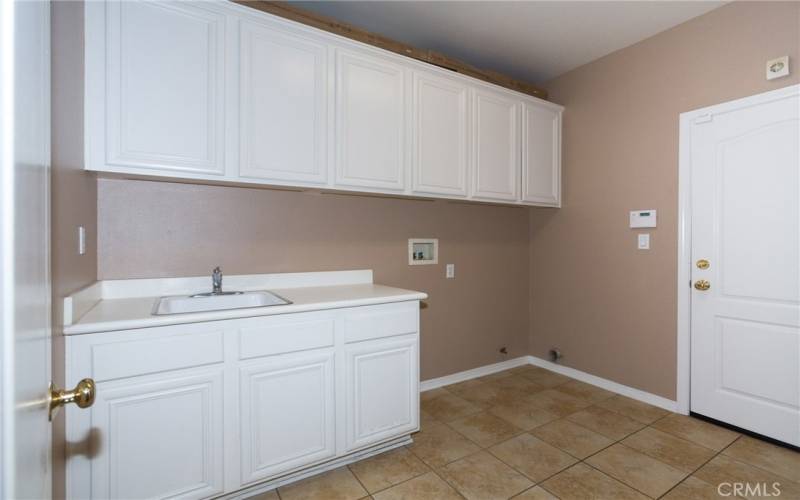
left=289, top=1, right=725, bottom=84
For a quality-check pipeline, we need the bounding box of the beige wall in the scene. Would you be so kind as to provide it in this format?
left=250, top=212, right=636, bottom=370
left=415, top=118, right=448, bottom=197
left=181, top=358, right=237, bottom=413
left=531, top=1, right=800, bottom=399
left=97, top=179, right=531, bottom=380
left=51, top=2, right=96, bottom=498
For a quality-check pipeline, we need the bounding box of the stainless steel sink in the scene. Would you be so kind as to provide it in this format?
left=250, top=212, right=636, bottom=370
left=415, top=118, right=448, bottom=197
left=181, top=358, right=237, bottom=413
left=152, top=291, right=291, bottom=315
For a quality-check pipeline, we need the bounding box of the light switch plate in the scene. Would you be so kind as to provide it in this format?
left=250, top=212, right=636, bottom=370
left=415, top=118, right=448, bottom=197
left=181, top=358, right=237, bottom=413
left=446, top=264, right=455, bottom=279
left=638, top=233, right=650, bottom=250
left=78, top=226, right=86, bottom=255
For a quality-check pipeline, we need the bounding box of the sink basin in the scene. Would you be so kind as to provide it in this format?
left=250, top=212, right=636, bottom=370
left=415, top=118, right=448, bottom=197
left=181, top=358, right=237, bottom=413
left=152, top=291, right=291, bottom=315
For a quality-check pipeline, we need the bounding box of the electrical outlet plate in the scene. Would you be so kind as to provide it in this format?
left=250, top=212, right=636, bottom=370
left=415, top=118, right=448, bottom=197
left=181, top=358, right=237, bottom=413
left=766, top=56, right=789, bottom=80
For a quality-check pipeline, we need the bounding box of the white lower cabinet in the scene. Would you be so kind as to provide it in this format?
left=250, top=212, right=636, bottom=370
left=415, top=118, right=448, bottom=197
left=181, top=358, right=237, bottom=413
left=239, top=349, right=336, bottom=485
left=90, top=369, right=225, bottom=500
left=344, top=335, right=419, bottom=452
left=65, top=301, right=420, bottom=499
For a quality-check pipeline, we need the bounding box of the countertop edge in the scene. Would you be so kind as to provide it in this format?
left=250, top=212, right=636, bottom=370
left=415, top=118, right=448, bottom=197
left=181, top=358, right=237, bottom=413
left=63, top=292, right=428, bottom=336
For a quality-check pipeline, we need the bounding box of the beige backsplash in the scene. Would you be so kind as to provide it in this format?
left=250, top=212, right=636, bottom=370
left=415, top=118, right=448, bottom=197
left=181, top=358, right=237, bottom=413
left=97, top=178, right=532, bottom=381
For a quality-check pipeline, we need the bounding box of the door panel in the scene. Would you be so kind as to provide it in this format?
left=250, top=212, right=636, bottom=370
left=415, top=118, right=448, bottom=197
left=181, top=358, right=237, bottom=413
left=472, top=88, right=519, bottom=201
left=2, top=1, right=52, bottom=497
left=239, top=19, right=328, bottom=184
left=522, top=102, right=560, bottom=205
left=239, top=350, right=335, bottom=485
left=104, top=1, right=226, bottom=174
left=335, top=49, right=406, bottom=191
left=90, top=370, right=225, bottom=499
left=690, top=87, right=800, bottom=446
left=411, top=71, right=469, bottom=196
left=344, top=335, right=418, bottom=452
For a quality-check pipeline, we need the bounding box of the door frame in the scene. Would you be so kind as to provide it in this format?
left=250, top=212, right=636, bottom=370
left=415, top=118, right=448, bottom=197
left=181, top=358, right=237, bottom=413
left=675, top=83, right=800, bottom=415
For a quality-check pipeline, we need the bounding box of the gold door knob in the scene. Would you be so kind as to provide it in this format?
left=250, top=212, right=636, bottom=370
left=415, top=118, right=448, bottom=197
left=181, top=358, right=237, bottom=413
left=49, top=378, right=96, bottom=421
left=694, top=280, right=711, bottom=291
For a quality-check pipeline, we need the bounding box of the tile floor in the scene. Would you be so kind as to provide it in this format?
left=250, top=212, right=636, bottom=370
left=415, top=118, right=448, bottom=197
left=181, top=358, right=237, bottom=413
left=251, top=365, right=800, bottom=499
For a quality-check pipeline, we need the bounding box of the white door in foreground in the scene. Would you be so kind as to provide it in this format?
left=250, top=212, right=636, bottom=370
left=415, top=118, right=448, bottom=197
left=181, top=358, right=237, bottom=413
left=0, top=0, right=52, bottom=497
left=689, top=85, right=800, bottom=446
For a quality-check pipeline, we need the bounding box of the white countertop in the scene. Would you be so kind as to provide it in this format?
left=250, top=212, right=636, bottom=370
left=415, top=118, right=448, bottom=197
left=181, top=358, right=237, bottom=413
left=63, top=270, right=427, bottom=335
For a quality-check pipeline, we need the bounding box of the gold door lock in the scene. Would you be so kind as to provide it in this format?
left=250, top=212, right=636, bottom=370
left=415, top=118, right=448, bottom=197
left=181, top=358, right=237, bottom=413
left=694, top=280, right=711, bottom=291
left=696, top=259, right=710, bottom=269
left=49, top=378, right=96, bottom=421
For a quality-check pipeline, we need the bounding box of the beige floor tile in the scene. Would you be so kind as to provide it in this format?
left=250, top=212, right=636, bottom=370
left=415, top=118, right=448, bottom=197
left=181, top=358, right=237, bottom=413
left=489, top=385, right=542, bottom=407
left=541, top=463, right=648, bottom=500
left=694, top=454, right=800, bottom=500
left=526, top=389, right=591, bottom=417
left=422, top=392, right=482, bottom=422
left=447, top=378, right=486, bottom=396
left=486, top=374, right=544, bottom=393
left=509, top=365, right=542, bottom=375
left=448, top=411, right=521, bottom=447
left=531, top=419, right=614, bottom=459
left=454, top=383, right=504, bottom=408
left=585, top=443, right=687, bottom=498
left=407, top=421, right=481, bottom=468
left=512, top=486, right=558, bottom=499
left=595, top=395, right=669, bottom=424
left=555, top=380, right=615, bottom=404
left=245, top=490, right=279, bottom=500
left=651, top=414, right=739, bottom=451
left=489, top=399, right=560, bottom=431
left=371, top=471, right=461, bottom=500
left=566, top=406, right=645, bottom=440
left=421, top=387, right=451, bottom=403
left=622, top=426, right=717, bottom=473
left=419, top=410, right=437, bottom=429
left=662, top=475, right=744, bottom=500
left=722, top=435, right=800, bottom=483
left=489, top=433, right=578, bottom=482
left=348, top=448, right=430, bottom=493
left=519, top=369, right=572, bottom=388
left=278, top=467, right=368, bottom=500
left=438, top=450, right=533, bottom=500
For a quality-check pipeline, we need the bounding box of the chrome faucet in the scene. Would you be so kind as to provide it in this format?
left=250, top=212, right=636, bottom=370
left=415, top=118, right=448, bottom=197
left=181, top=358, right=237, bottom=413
left=212, top=267, right=223, bottom=294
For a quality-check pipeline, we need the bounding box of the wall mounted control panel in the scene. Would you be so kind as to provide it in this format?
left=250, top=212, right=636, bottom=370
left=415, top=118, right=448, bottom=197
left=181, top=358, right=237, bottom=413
left=630, top=210, right=657, bottom=228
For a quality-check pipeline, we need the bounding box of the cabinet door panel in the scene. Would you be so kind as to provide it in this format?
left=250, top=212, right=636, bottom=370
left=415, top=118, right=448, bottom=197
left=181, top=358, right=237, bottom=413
left=522, top=103, right=561, bottom=205
left=239, top=20, right=328, bottom=184
left=90, top=370, right=224, bottom=500
left=345, top=335, right=418, bottom=452
left=239, top=350, right=336, bottom=484
left=103, top=1, right=226, bottom=175
left=335, top=50, right=406, bottom=191
left=472, top=88, right=520, bottom=201
left=412, top=71, right=469, bottom=196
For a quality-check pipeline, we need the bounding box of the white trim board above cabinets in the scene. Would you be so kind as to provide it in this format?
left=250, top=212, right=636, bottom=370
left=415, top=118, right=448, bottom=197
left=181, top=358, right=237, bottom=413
left=84, top=0, right=563, bottom=207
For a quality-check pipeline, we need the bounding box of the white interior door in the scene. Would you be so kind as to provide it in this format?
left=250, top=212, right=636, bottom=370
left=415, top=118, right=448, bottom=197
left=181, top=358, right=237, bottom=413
left=0, top=0, right=52, bottom=497
left=689, top=85, right=800, bottom=446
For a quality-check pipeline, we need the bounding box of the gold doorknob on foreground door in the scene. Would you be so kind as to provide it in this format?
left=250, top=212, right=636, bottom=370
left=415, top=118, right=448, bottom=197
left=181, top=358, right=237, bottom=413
left=49, top=378, right=96, bottom=421
left=694, top=280, right=711, bottom=291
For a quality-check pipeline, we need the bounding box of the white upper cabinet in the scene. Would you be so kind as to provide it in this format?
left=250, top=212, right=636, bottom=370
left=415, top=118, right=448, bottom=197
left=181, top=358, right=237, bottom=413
left=238, top=18, right=329, bottom=185
left=86, top=1, right=228, bottom=175
left=83, top=1, right=562, bottom=206
left=522, top=101, right=562, bottom=206
left=335, top=49, right=407, bottom=191
left=411, top=71, right=469, bottom=197
left=471, top=87, right=520, bottom=201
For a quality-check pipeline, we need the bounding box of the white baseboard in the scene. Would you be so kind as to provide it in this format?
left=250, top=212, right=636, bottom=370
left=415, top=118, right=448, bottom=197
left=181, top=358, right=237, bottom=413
left=420, top=356, right=530, bottom=391
left=526, top=355, right=678, bottom=412
left=419, top=355, right=677, bottom=413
